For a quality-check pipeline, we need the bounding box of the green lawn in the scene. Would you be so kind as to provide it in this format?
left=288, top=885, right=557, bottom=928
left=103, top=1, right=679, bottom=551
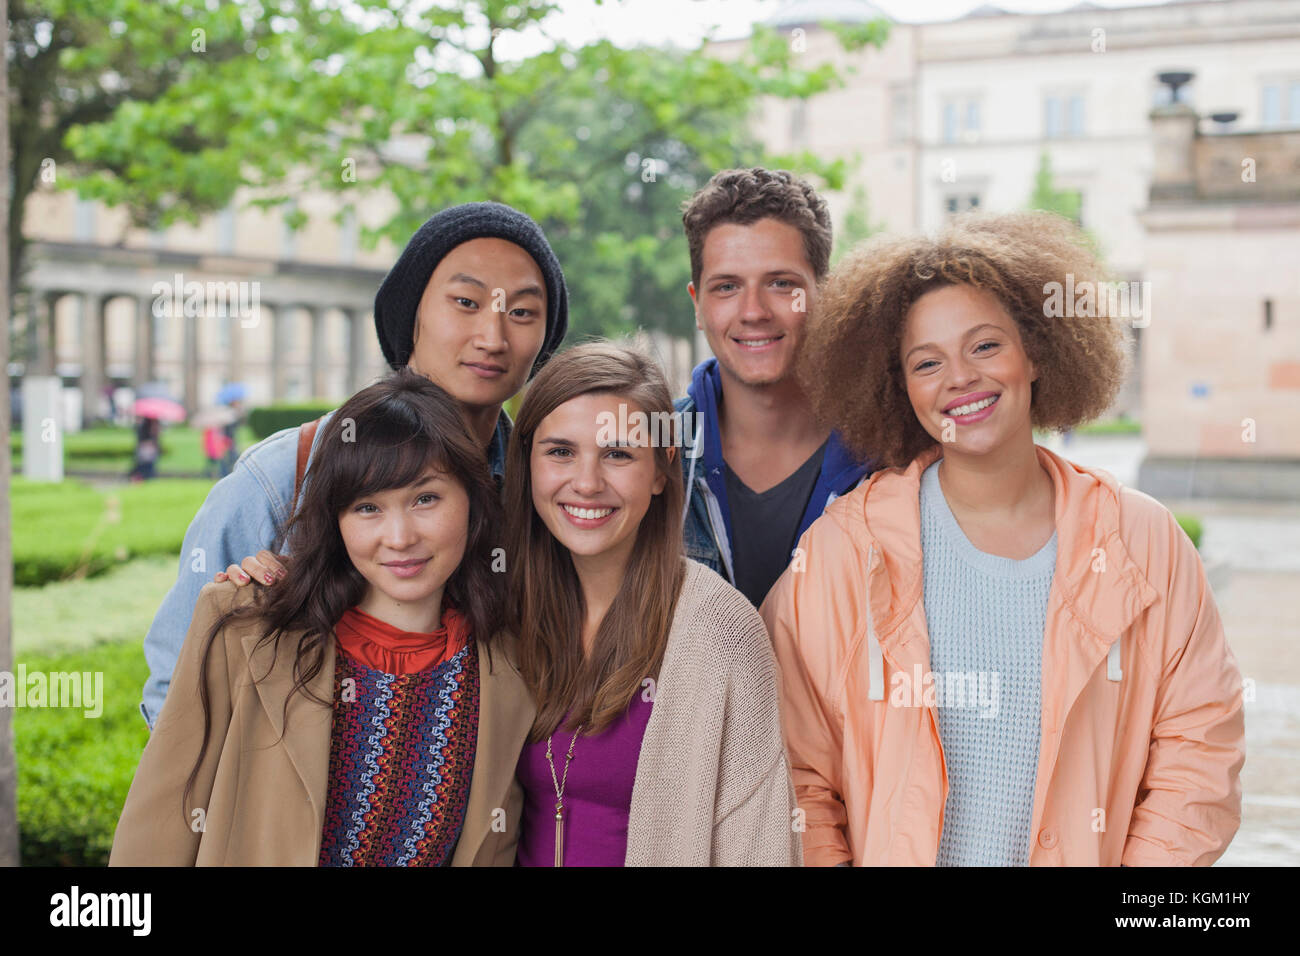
left=10, top=424, right=257, bottom=475
left=11, top=476, right=212, bottom=587
left=13, top=553, right=179, bottom=656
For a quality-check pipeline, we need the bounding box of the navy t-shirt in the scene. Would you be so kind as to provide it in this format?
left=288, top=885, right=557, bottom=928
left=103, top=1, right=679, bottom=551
left=723, top=440, right=828, bottom=607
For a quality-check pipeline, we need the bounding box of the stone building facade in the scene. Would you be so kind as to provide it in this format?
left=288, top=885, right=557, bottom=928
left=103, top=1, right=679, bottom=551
left=1137, top=103, right=1300, bottom=499
left=11, top=181, right=396, bottom=426
left=720, top=0, right=1300, bottom=485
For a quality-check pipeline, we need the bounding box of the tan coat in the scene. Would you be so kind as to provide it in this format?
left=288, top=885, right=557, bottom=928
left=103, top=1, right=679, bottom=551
left=110, top=582, right=535, bottom=866
left=625, top=559, right=802, bottom=866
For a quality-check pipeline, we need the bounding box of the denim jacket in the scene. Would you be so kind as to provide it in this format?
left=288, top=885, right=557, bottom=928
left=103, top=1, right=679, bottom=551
left=675, top=358, right=872, bottom=595
left=139, top=409, right=511, bottom=728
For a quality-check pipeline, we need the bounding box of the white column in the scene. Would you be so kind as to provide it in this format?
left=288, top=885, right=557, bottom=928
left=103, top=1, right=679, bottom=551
left=77, top=292, right=104, bottom=424
left=345, top=308, right=366, bottom=394
left=308, top=306, right=326, bottom=398
left=21, top=376, right=63, bottom=482
left=133, top=294, right=155, bottom=387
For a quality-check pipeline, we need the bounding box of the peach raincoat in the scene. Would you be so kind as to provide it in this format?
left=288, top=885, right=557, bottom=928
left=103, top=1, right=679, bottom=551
left=760, top=444, right=1245, bottom=866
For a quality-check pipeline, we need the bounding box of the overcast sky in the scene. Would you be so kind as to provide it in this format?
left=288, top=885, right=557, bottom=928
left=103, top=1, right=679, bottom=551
left=508, top=0, right=1187, bottom=50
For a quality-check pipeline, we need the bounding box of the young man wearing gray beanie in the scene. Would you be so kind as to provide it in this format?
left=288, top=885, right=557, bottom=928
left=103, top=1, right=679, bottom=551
left=136, top=202, right=569, bottom=729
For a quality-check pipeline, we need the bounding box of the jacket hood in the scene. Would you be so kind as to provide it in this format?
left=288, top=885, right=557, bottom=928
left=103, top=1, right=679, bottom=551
left=684, top=357, right=872, bottom=546
left=837, top=444, right=1160, bottom=651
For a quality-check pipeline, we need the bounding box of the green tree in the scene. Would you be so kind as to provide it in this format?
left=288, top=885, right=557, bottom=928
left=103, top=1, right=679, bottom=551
left=1027, top=149, right=1081, bottom=223
left=831, top=183, right=885, bottom=266
left=4, top=0, right=309, bottom=292
left=55, top=1, right=888, bottom=340
left=1027, top=149, right=1105, bottom=257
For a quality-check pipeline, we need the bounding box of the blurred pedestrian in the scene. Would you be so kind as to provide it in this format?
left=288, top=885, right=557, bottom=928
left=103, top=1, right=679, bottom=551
left=221, top=399, right=243, bottom=476
left=202, top=425, right=233, bottom=480
left=130, top=418, right=163, bottom=482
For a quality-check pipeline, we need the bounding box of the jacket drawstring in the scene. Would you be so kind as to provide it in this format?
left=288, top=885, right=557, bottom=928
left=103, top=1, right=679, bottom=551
left=1107, top=636, right=1123, bottom=682
left=682, top=415, right=702, bottom=526
left=866, top=546, right=885, bottom=701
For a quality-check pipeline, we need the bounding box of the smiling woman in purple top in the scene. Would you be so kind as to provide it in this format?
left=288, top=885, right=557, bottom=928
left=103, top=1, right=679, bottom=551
left=505, top=342, right=801, bottom=867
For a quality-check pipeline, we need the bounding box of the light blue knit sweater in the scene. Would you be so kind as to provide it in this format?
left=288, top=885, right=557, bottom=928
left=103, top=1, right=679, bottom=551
left=919, top=461, right=1057, bottom=866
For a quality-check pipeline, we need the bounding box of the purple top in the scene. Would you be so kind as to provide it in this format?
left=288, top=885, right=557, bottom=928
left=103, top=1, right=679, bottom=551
left=515, top=693, right=654, bottom=867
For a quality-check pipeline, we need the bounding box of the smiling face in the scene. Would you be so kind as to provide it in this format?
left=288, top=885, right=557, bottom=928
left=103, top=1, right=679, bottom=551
left=529, top=393, right=668, bottom=572
left=408, top=237, right=547, bottom=412
left=688, top=218, right=816, bottom=389
left=338, top=468, right=471, bottom=624
left=900, top=283, right=1038, bottom=460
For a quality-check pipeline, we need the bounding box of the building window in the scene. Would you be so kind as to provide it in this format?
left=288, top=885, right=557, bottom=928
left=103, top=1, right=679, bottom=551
left=74, top=198, right=96, bottom=242
left=1045, top=93, right=1085, bottom=139
left=890, top=84, right=912, bottom=143
left=1068, top=95, right=1085, bottom=136
left=941, top=95, right=981, bottom=144
left=944, top=194, right=981, bottom=216
left=339, top=207, right=358, bottom=264
left=281, top=201, right=298, bottom=260
left=790, top=100, right=808, bottom=148
left=1261, top=80, right=1300, bottom=127
left=217, top=205, right=236, bottom=255
left=1262, top=84, right=1281, bottom=126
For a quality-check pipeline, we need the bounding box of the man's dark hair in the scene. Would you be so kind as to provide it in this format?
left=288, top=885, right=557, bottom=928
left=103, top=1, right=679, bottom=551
left=681, top=167, right=833, bottom=287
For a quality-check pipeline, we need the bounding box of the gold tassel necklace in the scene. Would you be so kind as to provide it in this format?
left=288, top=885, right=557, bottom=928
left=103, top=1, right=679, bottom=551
left=546, top=724, right=583, bottom=867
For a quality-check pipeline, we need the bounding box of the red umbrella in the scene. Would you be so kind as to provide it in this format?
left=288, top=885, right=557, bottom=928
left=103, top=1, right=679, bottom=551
left=132, top=396, right=186, bottom=422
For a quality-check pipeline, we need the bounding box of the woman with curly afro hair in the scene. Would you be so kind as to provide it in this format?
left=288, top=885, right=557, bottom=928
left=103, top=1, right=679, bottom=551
left=760, top=211, right=1245, bottom=867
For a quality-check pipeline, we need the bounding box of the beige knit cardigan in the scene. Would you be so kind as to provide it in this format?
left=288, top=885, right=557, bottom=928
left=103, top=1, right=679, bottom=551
left=624, top=559, right=803, bottom=866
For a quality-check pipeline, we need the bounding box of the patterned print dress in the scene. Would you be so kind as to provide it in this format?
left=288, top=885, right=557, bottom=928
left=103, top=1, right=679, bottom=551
left=317, top=640, right=480, bottom=866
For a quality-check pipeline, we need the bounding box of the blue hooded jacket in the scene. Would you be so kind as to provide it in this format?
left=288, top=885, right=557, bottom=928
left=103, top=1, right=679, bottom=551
left=674, top=358, right=872, bottom=595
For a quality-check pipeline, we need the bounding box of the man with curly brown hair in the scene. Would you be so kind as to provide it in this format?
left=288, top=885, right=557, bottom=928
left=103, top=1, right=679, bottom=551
left=761, top=211, right=1244, bottom=866
left=675, top=168, right=873, bottom=607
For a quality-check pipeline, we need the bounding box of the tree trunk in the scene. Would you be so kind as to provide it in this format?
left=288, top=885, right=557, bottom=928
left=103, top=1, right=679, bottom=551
left=0, top=0, right=23, bottom=868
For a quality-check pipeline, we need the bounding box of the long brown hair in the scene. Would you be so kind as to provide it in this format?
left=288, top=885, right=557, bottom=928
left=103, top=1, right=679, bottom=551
left=183, top=368, right=503, bottom=811
left=505, top=342, right=685, bottom=740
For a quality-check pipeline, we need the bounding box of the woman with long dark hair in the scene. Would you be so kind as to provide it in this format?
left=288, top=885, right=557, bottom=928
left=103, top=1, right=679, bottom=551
left=504, top=342, right=800, bottom=866
left=110, top=370, right=534, bottom=866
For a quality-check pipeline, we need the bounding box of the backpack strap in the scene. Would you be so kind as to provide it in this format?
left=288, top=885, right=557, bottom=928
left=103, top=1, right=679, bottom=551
left=293, top=416, right=322, bottom=511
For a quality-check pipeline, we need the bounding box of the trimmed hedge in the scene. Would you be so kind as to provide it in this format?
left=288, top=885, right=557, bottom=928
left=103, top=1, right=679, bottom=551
left=15, top=639, right=151, bottom=866
left=1075, top=417, right=1142, bottom=436
left=11, top=477, right=212, bottom=587
left=9, top=425, right=133, bottom=459
left=10, top=424, right=256, bottom=474
left=1175, top=513, right=1203, bottom=550
left=247, top=402, right=337, bottom=440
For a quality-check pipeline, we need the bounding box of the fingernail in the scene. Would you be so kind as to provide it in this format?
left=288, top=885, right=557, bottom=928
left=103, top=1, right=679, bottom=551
left=239, top=572, right=249, bottom=582
left=265, top=574, right=274, bottom=584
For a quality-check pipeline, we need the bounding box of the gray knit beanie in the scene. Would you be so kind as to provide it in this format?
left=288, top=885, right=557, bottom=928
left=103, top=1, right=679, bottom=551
left=373, top=202, right=569, bottom=378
